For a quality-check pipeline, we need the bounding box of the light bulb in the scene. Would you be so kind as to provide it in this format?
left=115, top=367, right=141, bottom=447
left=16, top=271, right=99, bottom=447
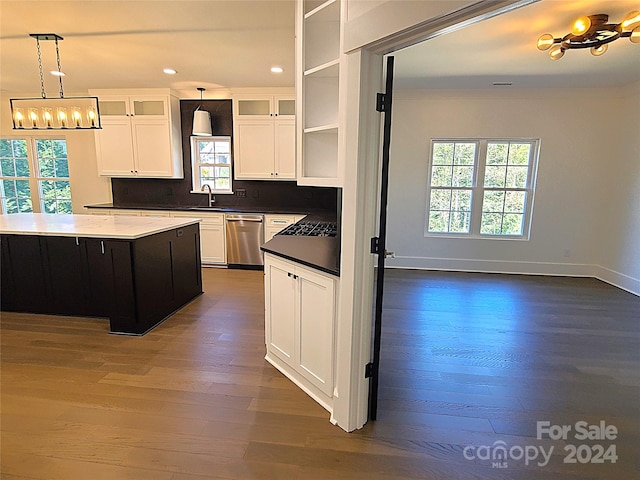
left=72, top=108, right=82, bottom=127
left=571, top=16, right=591, bottom=36
left=43, top=108, right=53, bottom=128
left=28, top=108, right=39, bottom=128
left=87, top=108, right=97, bottom=127
left=13, top=109, right=24, bottom=128
left=591, top=44, right=608, bottom=56
left=631, top=26, right=640, bottom=44
left=549, top=44, right=565, bottom=60
left=621, top=10, right=640, bottom=30
left=57, top=107, right=68, bottom=128
left=537, top=34, right=555, bottom=51
left=50, top=70, right=65, bottom=77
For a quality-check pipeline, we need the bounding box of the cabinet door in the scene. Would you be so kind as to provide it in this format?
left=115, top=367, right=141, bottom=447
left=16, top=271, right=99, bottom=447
left=234, top=120, right=275, bottom=179
left=235, top=98, right=272, bottom=118
left=98, top=97, right=130, bottom=116
left=298, top=266, right=335, bottom=396
left=274, top=119, right=296, bottom=179
left=103, top=240, right=137, bottom=334
left=201, top=223, right=226, bottom=264
left=0, top=235, right=50, bottom=313
left=45, top=236, right=88, bottom=316
left=265, top=259, right=297, bottom=361
left=131, top=98, right=167, bottom=118
left=275, top=97, right=295, bottom=117
left=170, top=225, right=203, bottom=305
left=132, top=120, right=174, bottom=177
left=95, top=118, right=136, bottom=176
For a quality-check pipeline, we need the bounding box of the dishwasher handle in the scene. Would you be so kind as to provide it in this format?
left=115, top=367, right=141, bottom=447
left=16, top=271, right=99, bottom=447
left=226, top=215, right=264, bottom=222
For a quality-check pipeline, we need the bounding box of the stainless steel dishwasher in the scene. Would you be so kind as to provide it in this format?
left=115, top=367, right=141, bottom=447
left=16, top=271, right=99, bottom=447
left=225, top=214, right=265, bottom=267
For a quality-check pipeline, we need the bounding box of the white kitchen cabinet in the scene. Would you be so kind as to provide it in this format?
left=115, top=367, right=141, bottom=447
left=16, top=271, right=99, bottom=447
left=264, top=253, right=337, bottom=404
left=140, top=210, right=172, bottom=217
left=90, top=90, right=183, bottom=178
left=233, top=94, right=296, bottom=180
left=296, top=0, right=344, bottom=187
left=264, top=214, right=297, bottom=242
left=171, top=211, right=225, bottom=265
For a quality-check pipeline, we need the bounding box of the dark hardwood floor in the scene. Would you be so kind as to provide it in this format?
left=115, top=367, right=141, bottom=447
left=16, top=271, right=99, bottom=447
left=1, top=268, right=638, bottom=479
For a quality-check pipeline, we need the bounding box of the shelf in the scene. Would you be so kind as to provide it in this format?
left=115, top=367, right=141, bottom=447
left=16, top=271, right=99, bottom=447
left=301, top=128, right=338, bottom=180
left=304, top=74, right=339, bottom=129
left=304, top=59, right=339, bottom=77
left=304, top=0, right=338, bottom=18
left=303, top=0, right=340, bottom=71
left=304, top=124, right=338, bottom=134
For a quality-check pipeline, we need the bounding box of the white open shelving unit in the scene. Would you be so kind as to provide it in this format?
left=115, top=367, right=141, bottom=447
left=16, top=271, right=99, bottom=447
left=296, top=0, right=344, bottom=187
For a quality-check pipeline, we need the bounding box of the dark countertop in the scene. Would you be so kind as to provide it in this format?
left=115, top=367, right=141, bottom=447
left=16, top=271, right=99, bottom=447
left=86, top=204, right=341, bottom=275
left=260, top=212, right=340, bottom=276
left=261, top=235, right=340, bottom=277
left=84, top=203, right=330, bottom=216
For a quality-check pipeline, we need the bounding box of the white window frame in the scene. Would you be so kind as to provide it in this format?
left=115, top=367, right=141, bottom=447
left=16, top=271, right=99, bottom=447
left=0, top=136, right=71, bottom=215
left=190, top=135, right=233, bottom=195
left=425, top=138, right=540, bottom=240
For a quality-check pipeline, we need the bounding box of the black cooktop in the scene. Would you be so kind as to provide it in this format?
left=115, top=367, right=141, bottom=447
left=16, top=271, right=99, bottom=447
left=278, top=220, right=337, bottom=237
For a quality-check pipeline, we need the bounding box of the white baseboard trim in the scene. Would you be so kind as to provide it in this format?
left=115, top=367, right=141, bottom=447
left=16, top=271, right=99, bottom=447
left=385, top=256, right=639, bottom=296
left=592, top=265, right=640, bottom=296
left=264, top=353, right=334, bottom=414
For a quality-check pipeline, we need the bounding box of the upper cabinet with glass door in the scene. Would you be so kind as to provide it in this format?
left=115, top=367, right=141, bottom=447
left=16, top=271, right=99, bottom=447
left=296, top=0, right=344, bottom=187
left=232, top=92, right=296, bottom=180
left=89, top=89, right=183, bottom=178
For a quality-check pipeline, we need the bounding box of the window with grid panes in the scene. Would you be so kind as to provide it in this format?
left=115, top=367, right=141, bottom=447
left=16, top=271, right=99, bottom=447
left=190, top=136, right=232, bottom=193
left=426, top=139, right=539, bottom=238
left=0, top=138, right=71, bottom=214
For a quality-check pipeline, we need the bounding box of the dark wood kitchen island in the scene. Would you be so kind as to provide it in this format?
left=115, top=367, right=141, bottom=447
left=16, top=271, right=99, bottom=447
left=0, top=213, right=202, bottom=335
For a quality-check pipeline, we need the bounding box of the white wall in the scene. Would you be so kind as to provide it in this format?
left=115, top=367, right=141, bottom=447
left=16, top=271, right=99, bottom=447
left=385, top=84, right=640, bottom=294
left=1, top=93, right=112, bottom=213
left=595, top=82, right=640, bottom=294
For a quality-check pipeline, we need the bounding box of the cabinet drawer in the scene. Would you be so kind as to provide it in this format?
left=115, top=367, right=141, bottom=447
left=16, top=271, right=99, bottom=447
left=171, top=211, right=224, bottom=225
left=266, top=215, right=296, bottom=227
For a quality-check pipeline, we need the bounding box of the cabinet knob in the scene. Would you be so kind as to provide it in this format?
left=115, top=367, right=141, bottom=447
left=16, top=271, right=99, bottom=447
left=275, top=172, right=278, bottom=176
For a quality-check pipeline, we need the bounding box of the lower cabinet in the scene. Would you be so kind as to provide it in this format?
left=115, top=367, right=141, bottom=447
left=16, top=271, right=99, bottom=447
left=0, top=225, right=202, bottom=335
left=264, top=253, right=337, bottom=408
left=172, top=212, right=225, bottom=264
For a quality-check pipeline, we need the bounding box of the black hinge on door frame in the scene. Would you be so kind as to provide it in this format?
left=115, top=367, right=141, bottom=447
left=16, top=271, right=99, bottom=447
left=365, top=362, right=375, bottom=378
left=370, top=236, right=380, bottom=254
left=376, top=93, right=387, bottom=113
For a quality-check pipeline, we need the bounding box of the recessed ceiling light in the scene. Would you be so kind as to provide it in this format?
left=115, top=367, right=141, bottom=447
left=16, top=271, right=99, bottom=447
left=163, top=68, right=177, bottom=75
left=50, top=70, right=65, bottom=77
left=270, top=66, right=284, bottom=73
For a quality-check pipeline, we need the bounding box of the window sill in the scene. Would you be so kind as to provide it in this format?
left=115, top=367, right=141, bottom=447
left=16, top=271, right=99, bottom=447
left=424, top=232, right=531, bottom=241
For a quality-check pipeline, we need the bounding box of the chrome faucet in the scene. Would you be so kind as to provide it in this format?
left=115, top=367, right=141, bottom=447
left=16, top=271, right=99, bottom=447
left=201, top=184, right=215, bottom=206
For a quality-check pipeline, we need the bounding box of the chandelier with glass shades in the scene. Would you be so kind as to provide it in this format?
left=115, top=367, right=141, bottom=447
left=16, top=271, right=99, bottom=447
left=10, top=34, right=101, bottom=130
left=537, top=11, right=640, bottom=60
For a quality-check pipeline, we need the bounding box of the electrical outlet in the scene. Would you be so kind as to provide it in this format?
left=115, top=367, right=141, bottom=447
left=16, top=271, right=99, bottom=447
left=236, top=189, right=246, bottom=198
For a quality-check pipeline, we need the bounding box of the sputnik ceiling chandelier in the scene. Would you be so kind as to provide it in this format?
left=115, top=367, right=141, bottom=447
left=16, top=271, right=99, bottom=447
left=537, top=10, right=640, bottom=60
left=10, top=33, right=101, bottom=130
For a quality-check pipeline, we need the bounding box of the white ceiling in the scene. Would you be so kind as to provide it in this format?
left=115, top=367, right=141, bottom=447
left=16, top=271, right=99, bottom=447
left=394, top=0, right=640, bottom=89
left=1, top=0, right=639, bottom=99
left=0, top=1, right=297, bottom=98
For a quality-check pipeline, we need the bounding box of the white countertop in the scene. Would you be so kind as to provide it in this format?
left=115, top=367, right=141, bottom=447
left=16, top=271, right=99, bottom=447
left=0, top=213, right=201, bottom=239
